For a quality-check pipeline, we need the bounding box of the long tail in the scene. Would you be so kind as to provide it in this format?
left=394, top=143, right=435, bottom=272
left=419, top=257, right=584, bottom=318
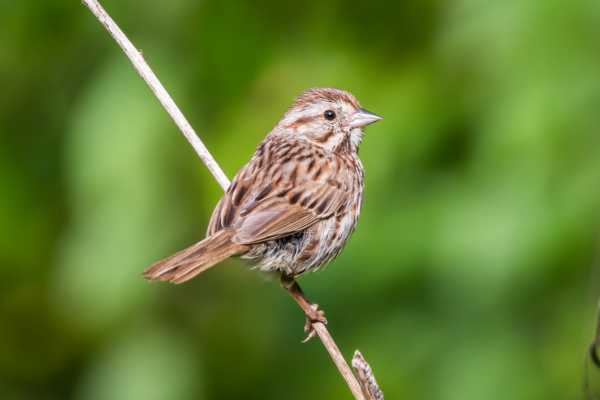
left=142, top=228, right=249, bottom=284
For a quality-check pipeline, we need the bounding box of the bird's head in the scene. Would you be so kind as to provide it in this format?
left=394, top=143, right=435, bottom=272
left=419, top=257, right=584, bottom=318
left=275, top=87, right=381, bottom=154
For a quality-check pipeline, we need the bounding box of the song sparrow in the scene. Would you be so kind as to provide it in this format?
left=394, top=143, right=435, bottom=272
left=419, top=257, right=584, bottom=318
left=143, top=87, right=381, bottom=334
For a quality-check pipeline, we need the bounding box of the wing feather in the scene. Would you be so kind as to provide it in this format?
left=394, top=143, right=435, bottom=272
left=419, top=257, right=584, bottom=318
left=207, top=141, right=350, bottom=244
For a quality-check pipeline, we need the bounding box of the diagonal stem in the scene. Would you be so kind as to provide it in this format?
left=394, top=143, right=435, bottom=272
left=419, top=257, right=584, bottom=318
left=281, top=276, right=363, bottom=398
left=82, top=0, right=230, bottom=191
left=81, top=1, right=366, bottom=399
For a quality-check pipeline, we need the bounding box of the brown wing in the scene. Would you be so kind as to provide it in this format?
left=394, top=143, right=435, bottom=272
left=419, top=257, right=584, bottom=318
left=206, top=140, right=349, bottom=245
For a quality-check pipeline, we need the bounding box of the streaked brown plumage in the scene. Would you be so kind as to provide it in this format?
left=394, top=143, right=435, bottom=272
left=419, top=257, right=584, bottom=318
left=143, top=87, right=381, bottom=331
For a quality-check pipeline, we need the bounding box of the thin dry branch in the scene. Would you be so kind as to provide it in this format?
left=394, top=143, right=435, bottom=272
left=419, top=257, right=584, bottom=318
left=353, top=350, right=384, bottom=400
left=81, top=1, right=382, bottom=399
left=314, top=323, right=364, bottom=398
left=82, top=0, right=230, bottom=191
left=584, top=297, right=600, bottom=400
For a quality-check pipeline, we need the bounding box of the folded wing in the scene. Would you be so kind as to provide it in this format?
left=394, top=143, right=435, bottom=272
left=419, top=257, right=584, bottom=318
left=207, top=145, right=349, bottom=245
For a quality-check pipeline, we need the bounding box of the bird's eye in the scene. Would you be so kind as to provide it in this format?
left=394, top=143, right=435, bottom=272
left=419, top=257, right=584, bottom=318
left=323, top=110, right=336, bottom=121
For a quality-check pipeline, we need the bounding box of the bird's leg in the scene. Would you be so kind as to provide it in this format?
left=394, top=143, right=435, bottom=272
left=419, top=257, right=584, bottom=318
left=280, top=275, right=327, bottom=341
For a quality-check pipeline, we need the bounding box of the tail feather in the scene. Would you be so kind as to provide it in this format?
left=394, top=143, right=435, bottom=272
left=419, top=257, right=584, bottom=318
left=143, top=229, right=248, bottom=284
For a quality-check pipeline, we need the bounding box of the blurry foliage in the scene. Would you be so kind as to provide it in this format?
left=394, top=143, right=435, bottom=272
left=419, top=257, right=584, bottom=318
left=1, top=0, right=600, bottom=399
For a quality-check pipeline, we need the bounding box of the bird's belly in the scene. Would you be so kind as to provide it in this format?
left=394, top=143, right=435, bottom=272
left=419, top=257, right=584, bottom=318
left=241, top=213, right=358, bottom=277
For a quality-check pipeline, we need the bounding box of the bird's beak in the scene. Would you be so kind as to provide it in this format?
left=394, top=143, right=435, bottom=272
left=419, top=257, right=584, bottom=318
left=349, top=107, right=382, bottom=127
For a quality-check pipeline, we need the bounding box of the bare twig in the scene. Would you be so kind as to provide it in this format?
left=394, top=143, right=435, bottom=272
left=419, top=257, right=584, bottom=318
left=584, top=297, right=600, bottom=399
left=583, top=218, right=600, bottom=399
left=82, top=0, right=230, bottom=191
left=314, top=323, right=364, bottom=399
left=352, top=350, right=384, bottom=400
left=81, top=1, right=381, bottom=399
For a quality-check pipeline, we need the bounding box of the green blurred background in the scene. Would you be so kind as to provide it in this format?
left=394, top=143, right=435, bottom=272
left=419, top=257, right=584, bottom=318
left=2, top=0, right=600, bottom=399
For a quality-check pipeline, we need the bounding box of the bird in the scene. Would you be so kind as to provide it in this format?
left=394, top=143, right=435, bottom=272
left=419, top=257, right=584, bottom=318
left=143, top=87, right=381, bottom=335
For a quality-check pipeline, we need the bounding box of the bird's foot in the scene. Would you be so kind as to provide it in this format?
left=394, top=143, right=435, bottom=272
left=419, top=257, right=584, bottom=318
left=302, top=302, right=327, bottom=343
